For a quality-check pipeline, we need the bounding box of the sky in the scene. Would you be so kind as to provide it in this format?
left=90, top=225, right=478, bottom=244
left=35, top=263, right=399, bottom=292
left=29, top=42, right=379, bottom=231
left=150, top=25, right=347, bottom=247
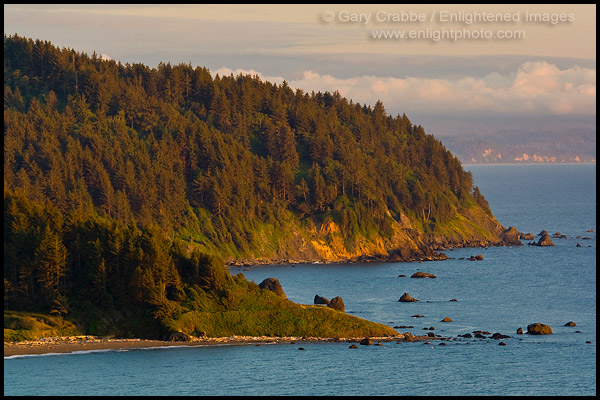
left=4, top=4, right=596, bottom=125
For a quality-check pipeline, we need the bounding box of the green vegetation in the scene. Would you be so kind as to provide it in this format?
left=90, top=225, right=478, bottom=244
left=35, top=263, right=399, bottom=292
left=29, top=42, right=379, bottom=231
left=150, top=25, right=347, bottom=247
left=4, top=189, right=397, bottom=340
left=4, top=311, right=81, bottom=342
left=4, top=34, right=503, bottom=340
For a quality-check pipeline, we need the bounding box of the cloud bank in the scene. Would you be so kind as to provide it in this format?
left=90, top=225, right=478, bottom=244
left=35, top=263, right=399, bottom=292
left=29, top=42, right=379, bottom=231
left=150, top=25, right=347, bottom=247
left=214, top=61, right=595, bottom=117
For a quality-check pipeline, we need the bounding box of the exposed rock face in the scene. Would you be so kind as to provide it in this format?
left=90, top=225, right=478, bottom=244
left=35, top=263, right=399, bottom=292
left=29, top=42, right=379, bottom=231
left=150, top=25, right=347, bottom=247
left=227, top=200, right=517, bottom=265
left=359, top=337, right=372, bottom=345
left=259, top=278, right=287, bottom=299
left=440, top=317, right=453, bottom=322
left=329, top=296, right=345, bottom=312
left=527, top=323, right=553, bottom=335
left=520, top=232, right=535, bottom=240
left=502, top=226, right=523, bottom=246
left=469, top=254, right=484, bottom=261
left=410, top=272, right=437, bottom=279
left=398, top=293, right=419, bottom=302
left=564, top=321, right=577, bottom=327
left=516, top=327, right=523, bottom=334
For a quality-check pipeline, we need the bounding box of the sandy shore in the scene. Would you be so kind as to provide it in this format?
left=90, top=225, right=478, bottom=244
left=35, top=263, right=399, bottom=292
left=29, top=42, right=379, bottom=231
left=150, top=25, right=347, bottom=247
left=4, top=334, right=436, bottom=357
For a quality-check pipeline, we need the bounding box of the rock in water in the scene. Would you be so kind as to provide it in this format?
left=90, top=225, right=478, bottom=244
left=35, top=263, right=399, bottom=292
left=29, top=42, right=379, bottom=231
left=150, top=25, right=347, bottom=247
left=398, top=292, right=419, bottom=302
left=537, top=232, right=555, bottom=246
left=502, top=226, right=523, bottom=246
left=410, top=272, right=437, bottom=278
left=440, top=317, right=453, bottom=322
left=564, top=321, right=576, bottom=327
left=527, top=323, right=553, bottom=335
left=402, top=332, right=415, bottom=342
left=532, top=232, right=555, bottom=246
left=490, top=332, right=511, bottom=339
left=258, top=278, right=287, bottom=299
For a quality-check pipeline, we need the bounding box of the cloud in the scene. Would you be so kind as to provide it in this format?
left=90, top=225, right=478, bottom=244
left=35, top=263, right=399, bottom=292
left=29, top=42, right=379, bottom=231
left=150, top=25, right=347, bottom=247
left=213, top=61, right=595, bottom=117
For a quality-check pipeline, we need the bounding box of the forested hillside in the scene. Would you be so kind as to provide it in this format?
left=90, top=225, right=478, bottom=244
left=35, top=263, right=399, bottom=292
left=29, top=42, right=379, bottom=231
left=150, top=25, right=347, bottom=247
left=4, top=35, right=511, bottom=336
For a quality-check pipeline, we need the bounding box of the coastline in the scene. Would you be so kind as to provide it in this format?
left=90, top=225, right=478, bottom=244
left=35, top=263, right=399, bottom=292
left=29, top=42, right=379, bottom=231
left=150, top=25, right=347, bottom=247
left=4, top=333, right=443, bottom=357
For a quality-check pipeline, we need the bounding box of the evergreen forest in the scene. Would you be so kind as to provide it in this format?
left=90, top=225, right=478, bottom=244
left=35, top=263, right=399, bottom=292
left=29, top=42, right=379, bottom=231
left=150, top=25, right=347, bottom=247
left=4, top=35, right=504, bottom=339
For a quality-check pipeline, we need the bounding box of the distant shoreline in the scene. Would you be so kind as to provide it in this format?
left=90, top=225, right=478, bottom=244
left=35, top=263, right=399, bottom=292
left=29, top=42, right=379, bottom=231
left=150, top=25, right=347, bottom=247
left=4, top=334, right=440, bottom=357
left=462, top=162, right=596, bottom=166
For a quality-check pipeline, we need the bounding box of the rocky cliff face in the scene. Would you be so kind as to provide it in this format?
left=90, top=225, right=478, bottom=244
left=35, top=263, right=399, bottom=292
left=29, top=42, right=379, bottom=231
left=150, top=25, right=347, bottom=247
left=226, top=202, right=513, bottom=265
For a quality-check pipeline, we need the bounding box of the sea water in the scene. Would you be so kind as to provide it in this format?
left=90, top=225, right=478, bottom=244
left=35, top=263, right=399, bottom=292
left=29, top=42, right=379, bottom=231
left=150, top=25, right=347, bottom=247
left=4, top=164, right=596, bottom=396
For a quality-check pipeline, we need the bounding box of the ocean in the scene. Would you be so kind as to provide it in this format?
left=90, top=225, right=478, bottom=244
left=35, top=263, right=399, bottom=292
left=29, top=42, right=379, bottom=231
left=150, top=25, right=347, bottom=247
left=4, top=164, right=596, bottom=396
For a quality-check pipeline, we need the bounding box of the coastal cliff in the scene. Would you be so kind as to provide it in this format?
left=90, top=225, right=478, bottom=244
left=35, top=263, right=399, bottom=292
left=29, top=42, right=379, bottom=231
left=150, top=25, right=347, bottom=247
left=224, top=204, right=510, bottom=266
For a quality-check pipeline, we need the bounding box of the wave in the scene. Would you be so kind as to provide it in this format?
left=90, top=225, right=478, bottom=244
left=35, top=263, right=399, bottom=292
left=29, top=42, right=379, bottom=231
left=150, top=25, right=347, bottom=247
left=4, top=348, right=118, bottom=360
left=3, top=343, right=249, bottom=360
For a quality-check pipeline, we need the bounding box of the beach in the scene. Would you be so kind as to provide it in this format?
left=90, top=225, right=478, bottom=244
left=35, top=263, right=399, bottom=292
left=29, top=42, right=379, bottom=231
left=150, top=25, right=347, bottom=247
left=4, top=333, right=430, bottom=357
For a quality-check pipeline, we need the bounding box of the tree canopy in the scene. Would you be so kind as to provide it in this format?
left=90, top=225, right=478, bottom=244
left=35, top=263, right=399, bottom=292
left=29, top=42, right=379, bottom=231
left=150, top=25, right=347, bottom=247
left=4, top=35, right=495, bottom=335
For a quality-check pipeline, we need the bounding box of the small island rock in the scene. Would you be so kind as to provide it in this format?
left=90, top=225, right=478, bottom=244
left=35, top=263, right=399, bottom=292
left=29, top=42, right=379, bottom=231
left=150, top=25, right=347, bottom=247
left=564, top=321, right=576, bottom=327
left=410, top=272, right=437, bottom=279
left=531, top=232, right=555, bottom=246
left=490, top=332, right=511, bottom=339
left=360, top=337, right=373, bottom=346
left=527, top=323, right=553, bottom=335
left=399, top=292, right=419, bottom=302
